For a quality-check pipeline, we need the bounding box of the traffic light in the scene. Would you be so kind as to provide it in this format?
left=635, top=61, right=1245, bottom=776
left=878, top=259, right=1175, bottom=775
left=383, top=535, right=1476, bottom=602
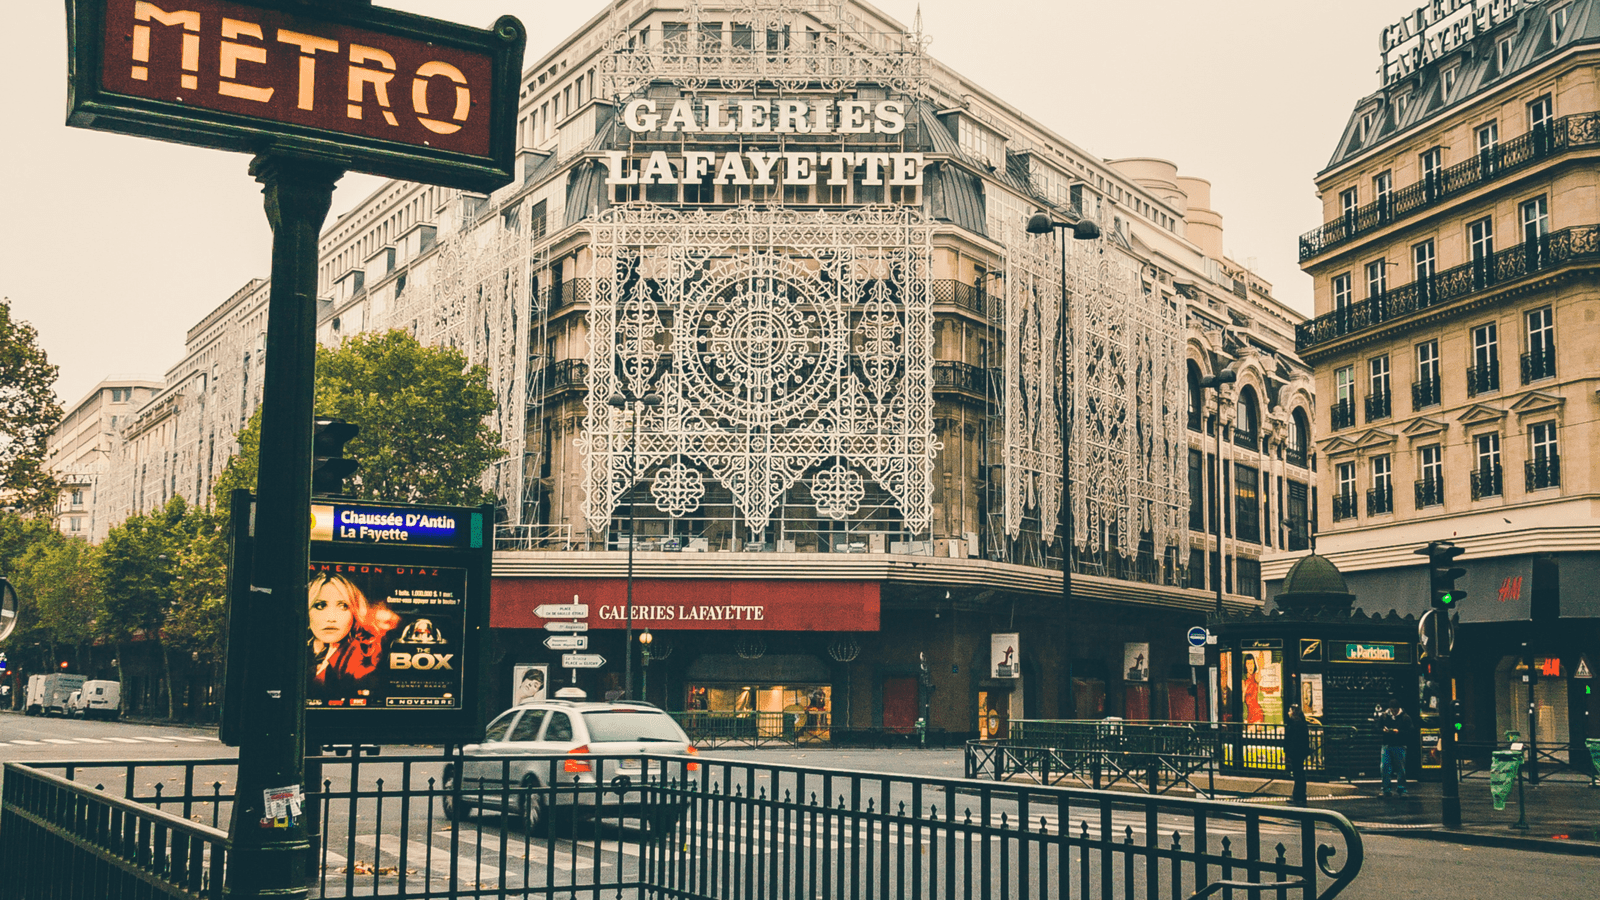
left=1417, top=540, right=1467, bottom=611
left=1451, top=700, right=1465, bottom=733
left=313, top=417, right=360, bottom=496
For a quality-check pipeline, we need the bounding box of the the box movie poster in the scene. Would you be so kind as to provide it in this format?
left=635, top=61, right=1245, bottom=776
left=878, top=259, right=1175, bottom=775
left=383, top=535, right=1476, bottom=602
left=306, top=562, right=467, bottom=710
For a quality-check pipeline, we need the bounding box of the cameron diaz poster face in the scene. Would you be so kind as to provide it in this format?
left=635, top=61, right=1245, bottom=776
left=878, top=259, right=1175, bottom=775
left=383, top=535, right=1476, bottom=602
left=306, top=562, right=467, bottom=710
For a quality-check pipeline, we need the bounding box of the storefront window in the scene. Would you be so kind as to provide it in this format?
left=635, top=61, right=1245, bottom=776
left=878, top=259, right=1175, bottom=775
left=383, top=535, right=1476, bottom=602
left=685, top=682, right=832, bottom=741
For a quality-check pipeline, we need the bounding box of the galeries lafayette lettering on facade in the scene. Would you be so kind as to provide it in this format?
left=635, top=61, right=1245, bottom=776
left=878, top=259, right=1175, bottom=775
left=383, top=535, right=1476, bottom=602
left=491, top=578, right=880, bottom=632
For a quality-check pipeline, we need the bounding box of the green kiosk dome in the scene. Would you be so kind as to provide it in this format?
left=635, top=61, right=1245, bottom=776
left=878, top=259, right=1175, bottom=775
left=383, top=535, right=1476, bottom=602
left=1271, top=554, right=1358, bottom=616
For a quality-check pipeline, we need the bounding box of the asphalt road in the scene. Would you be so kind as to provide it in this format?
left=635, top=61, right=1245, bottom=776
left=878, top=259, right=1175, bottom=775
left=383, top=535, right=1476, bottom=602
left=2, top=721, right=1592, bottom=899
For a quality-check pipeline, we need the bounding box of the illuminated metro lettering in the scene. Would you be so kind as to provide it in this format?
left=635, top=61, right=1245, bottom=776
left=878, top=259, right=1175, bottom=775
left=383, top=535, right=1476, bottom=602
left=133, top=2, right=200, bottom=88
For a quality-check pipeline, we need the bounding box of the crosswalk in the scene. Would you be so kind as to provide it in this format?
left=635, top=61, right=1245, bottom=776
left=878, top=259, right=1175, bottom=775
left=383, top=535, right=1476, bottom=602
left=5, top=733, right=219, bottom=746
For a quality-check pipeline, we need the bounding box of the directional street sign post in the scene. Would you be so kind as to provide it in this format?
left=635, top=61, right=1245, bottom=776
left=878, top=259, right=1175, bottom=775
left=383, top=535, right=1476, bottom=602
left=535, top=603, right=589, bottom=619
left=544, top=635, right=588, bottom=651
left=544, top=621, right=590, bottom=633
left=562, top=654, right=607, bottom=669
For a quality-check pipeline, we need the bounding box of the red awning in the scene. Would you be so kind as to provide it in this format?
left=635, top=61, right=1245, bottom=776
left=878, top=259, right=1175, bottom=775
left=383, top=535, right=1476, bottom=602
left=491, top=578, right=880, bottom=631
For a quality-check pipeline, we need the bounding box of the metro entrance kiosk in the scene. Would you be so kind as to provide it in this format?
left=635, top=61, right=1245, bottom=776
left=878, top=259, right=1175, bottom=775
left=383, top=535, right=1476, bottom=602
left=64, top=3, right=524, bottom=896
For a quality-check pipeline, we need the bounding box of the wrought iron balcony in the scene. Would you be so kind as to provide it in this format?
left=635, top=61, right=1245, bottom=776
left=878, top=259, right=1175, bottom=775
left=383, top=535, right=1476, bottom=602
left=1470, top=464, right=1503, bottom=500
left=1466, top=361, right=1500, bottom=397
left=1298, top=113, right=1600, bottom=261
left=1332, top=492, right=1358, bottom=522
left=529, top=359, right=589, bottom=399
left=1366, top=484, right=1393, bottom=516
left=932, top=360, right=990, bottom=396
left=1364, top=389, right=1391, bottom=422
left=1330, top=399, right=1356, bottom=431
left=1412, top=377, right=1440, bottom=410
left=1286, top=446, right=1309, bottom=469
left=1414, top=477, right=1444, bottom=509
left=1297, top=225, right=1600, bottom=352
left=1526, top=454, right=1561, bottom=491
left=1521, top=346, right=1557, bottom=384
left=931, top=280, right=994, bottom=318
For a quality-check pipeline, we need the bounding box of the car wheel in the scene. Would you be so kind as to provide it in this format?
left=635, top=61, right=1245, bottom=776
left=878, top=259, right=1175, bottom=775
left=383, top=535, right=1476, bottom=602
left=442, top=768, right=472, bottom=822
left=517, top=778, right=549, bottom=836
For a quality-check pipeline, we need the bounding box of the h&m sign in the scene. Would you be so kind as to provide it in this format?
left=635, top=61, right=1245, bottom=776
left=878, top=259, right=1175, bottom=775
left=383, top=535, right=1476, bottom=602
left=67, top=0, right=525, bottom=191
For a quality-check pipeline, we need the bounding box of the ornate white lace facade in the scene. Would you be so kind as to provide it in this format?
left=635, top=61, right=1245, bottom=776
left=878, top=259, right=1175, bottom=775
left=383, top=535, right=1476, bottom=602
left=579, top=204, right=937, bottom=535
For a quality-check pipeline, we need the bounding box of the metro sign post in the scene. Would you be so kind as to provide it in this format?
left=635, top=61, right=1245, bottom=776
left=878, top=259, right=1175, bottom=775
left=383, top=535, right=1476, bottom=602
left=65, top=3, right=523, bottom=897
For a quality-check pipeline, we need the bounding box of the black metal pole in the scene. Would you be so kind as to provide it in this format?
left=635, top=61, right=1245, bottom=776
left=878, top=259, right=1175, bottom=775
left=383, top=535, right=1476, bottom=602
left=227, top=154, right=342, bottom=899
left=1440, top=655, right=1461, bottom=828
left=1059, top=231, right=1073, bottom=617
left=1214, top=404, right=1225, bottom=616
left=624, top=405, right=637, bottom=701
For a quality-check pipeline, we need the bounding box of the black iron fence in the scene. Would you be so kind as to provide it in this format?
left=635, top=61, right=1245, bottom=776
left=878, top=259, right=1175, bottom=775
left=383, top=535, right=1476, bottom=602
left=1297, top=113, right=1600, bottom=261
left=5, top=752, right=1365, bottom=900
left=1297, top=224, right=1600, bottom=352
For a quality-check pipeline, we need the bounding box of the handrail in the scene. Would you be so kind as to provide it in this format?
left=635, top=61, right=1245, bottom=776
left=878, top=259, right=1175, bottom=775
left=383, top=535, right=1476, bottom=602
left=1297, top=224, right=1600, bottom=351
left=1298, top=113, right=1600, bottom=261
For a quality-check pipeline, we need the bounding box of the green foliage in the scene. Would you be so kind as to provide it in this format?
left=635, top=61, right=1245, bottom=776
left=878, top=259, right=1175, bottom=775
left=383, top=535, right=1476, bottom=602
left=97, top=496, right=188, bottom=639
left=161, top=505, right=230, bottom=661
left=0, top=299, right=63, bottom=514
left=215, top=330, right=505, bottom=507
left=14, top=533, right=101, bottom=650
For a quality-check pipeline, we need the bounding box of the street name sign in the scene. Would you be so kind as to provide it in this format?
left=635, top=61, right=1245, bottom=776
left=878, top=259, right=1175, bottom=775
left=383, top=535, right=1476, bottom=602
left=544, top=621, right=589, bottom=633
left=544, top=635, right=588, bottom=651
left=535, top=604, right=588, bottom=619
left=562, top=654, right=606, bottom=669
left=66, top=0, right=525, bottom=191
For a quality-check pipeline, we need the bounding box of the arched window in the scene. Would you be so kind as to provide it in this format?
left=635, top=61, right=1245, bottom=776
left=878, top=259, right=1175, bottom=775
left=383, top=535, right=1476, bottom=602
left=1234, top=386, right=1259, bottom=449
left=1187, top=361, right=1202, bottom=432
left=1289, top=408, right=1310, bottom=468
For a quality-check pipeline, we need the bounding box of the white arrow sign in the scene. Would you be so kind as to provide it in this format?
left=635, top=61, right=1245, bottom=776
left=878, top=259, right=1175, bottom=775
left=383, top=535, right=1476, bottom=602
left=544, top=621, right=590, bottom=633
left=545, top=635, right=588, bottom=651
left=562, top=653, right=606, bottom=669
left=535, top=604, right=589, bottom=619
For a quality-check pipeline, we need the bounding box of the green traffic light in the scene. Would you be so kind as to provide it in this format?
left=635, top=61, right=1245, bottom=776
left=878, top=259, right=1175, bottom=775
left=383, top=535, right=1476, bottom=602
left=1440, top=592, right=1454, bottom=605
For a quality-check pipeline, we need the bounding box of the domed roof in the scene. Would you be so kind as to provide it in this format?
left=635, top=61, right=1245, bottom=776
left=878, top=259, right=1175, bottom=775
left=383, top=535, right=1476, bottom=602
left=1281, top=554, right=1348, bottom=595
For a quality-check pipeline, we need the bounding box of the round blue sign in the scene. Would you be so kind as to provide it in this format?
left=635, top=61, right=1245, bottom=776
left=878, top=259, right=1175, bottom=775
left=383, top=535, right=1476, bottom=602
left=1187, top=626, right=1208, bottom=647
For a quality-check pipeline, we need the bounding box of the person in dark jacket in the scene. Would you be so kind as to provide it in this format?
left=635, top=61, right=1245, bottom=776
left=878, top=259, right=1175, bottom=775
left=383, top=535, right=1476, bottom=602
left=1284, top=703, right=1310, bottom=806
left=1378, top=699, right=1413, bottom=796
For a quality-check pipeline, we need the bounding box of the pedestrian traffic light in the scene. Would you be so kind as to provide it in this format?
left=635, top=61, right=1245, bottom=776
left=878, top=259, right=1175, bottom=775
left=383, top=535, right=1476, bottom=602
left=1416, top=540, right=1467, bottom=611
left=313, top=417, right=360, bottom=496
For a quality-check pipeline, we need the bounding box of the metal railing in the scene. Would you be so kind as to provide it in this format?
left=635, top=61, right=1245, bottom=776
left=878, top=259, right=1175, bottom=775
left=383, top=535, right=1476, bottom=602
left=1414, top=477, right=1444, bottom=509
left=1411, top=377, right=1440, bottom=410
left=1365, top=484, right=1392, bottom=516
left=1297, top=225, right=1600, bottom=352
left=1363, top=390, right=1389, bottom=422
left=14, top=752, right=1365, bottom=900
left=528, top=358, right=588, bottom=398
left=932, top=360, right=991, bottom=396
left=1520, top=346, right=1557, bottom=383
left=930, top=279, right=995, bottom=318
left=1331, top=493, right=1357, bottom=522
left=1465, top=361, right=1499, bottom=397
left=1329, top=400, right=1354, bottom=431
left=1470, top=464, right=1503, bottom=500
left=495, top=523, right=576, bottom=551
left=1525, top=454, right=1561, bottom=491
left=1, top=761, right=229, bottom=899
left=1297, top=113, right=1600, bottom=261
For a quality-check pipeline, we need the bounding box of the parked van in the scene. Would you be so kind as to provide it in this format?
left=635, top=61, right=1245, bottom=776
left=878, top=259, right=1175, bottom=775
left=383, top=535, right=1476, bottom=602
left=27, top=673, right=86, bottom=717
left=68, top=680, right=121, bottom=720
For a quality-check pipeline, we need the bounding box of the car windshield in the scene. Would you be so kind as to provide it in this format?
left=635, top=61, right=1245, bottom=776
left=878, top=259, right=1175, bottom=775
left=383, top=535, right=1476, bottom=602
left=582, top=710, right=686, bottom=743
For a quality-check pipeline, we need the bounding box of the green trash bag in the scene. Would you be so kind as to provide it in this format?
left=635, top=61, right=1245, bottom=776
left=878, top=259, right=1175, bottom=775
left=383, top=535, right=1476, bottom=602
left=1490, top=750, right=1523, bottom=811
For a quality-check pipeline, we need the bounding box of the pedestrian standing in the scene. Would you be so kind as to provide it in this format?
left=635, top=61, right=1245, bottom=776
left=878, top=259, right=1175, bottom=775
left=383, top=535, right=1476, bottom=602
left=1284, top=703, right=1310, bottom=806
left=1379, top=698, right=1413, bottom=796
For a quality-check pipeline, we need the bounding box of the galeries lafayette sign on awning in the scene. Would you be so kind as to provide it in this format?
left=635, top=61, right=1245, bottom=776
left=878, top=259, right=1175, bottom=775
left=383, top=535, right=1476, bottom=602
left=66, top=0, right=525, bottom=191
left=492, top=579, right=881, bottom=632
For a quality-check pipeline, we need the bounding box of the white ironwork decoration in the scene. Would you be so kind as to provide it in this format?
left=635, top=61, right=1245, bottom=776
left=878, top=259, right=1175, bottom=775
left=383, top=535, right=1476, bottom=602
left=1002, top=224, right=1187, bottom=558
left=580, top=204, right=937, bottom=535
left=602, top=0, right=928, bottom=99
left=649, top=458, right=706, bottom=517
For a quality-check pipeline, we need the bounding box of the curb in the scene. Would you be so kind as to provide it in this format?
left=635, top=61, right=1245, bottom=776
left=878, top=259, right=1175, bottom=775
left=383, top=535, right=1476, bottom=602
left=1362, top=825, right=1600, bottom=857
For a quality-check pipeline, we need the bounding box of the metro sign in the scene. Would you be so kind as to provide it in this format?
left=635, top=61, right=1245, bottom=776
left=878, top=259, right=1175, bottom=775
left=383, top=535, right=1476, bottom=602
left=66, top=0, right=525, bottom=191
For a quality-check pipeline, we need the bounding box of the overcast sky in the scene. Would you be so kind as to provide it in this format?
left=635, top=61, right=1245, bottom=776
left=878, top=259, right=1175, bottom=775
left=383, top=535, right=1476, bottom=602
left=3, top=0, right=1406, bottom=407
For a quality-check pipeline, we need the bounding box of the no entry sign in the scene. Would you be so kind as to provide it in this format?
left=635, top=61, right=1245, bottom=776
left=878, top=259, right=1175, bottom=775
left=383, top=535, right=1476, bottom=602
left=66, top=0, right=525, bottom=191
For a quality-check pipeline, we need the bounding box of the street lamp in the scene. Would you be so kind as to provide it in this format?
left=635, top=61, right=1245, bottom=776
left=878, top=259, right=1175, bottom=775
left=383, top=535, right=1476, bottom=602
left=1197, top=364, right=1240, bottom=616
left=608, top=389, right=663, bottom=701
left=1025, top=208, right=1101, bottom=684
left=639, top=630, right=653, bottom=704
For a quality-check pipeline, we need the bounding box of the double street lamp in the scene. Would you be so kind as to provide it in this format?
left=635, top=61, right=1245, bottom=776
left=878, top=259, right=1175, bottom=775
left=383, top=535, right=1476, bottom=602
left=1024, top=210, right=1100, bottom=646
left=608, top=389, right=662, bottom=701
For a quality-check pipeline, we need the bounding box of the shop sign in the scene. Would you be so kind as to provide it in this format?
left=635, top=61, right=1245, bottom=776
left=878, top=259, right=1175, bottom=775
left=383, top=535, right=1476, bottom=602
left=1338, top=642, right=1410, bottom=663
left=67, top=0, right=525, bottom=191
left=1300, top=638, right=1323, bottom=662
left=991, top=633, right=1019, bottom=679
left=311, top=502, right=481, bottom=549
left=494, top=578, right=880, bottom=631
left=604, top=95, right=924, bottom=189
left=1380, top=0, right=1544, bottom=84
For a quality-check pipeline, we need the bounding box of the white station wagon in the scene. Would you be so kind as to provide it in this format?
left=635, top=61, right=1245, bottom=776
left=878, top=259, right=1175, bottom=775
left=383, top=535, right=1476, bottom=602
left=443, top=699, right=699, bottom=835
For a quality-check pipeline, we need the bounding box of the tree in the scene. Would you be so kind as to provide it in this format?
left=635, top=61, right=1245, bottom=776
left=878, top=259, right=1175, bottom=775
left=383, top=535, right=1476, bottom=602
left=215, top=330, right=505, bottom=507
left=13, top=533, right=101, bottom=671
left=0, top=298, right=63, bottom=514
left=99, top=497, right=188, bottom=718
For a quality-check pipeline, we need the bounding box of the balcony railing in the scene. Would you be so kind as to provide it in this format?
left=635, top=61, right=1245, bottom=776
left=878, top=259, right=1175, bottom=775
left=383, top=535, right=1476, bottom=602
left=1366, top=484, right=1393, bottom=516
left=1365, top=389, right=1391, bottom=422
left=1297, top=225, right=1600, bottom=352
left=1526, top=454, right=1561, bottom=491
left=1466, top=361, right=1500, bottom=397
left=1286, top=445, right=1308, bottom=469
left=1332, top=492, right=1358, bottom=522
left=1414, top=477, right=1444, bottom=509
left=930, top=280, right=995, bottom=318
left=1412, top=376, right=1440, bottom=410
left=1521, top=346, right=1557, bottom=383
left=932, top=360, right=991, bottom=395
left=1330, top=399, right=1356, bottom=430
left=529, top=359, right=589, bottom=399
left=1298, top=113, right=1600, bottom=261
left=1470, top=464, right=1503, bottom=500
